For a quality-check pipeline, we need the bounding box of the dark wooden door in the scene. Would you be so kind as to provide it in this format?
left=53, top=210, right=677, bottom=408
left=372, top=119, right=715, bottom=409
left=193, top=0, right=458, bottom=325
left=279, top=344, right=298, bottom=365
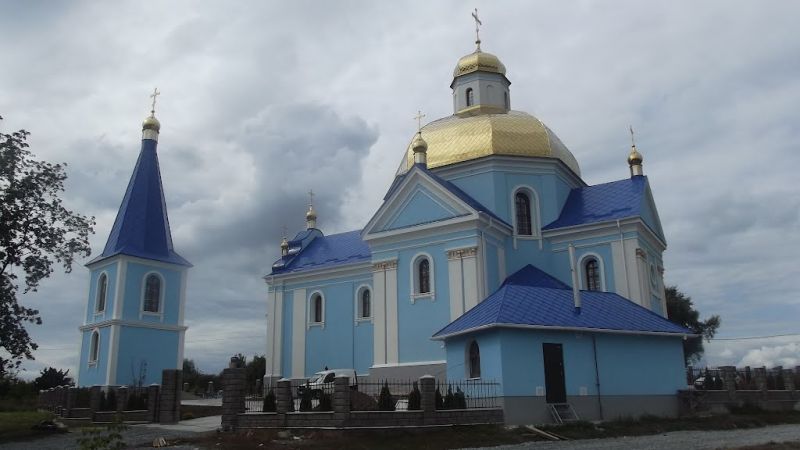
left=542, top=343, right=566, bottom=404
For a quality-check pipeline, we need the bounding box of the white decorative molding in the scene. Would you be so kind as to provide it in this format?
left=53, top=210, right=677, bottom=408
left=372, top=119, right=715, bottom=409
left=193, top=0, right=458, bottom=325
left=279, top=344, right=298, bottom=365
left=446, top=246, right=478, bottom=260
left=307, top=290, right=325, bottom=329
left=138, top=271, right=165, bottom=322
left=79, top=319, right=188, bottom=332
left=578, top=251, right=607, bottom=292
left=372, top=260, right=398, bottom=271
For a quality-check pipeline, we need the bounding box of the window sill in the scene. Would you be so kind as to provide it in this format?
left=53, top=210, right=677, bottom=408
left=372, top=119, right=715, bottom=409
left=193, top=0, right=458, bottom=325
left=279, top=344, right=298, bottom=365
left=411, top=293, right=435, bottom=304
left=308, top=322, right=325, bottom=329
left=88, top=361, right=97, bottom=367
left=355, top=317, right=372, bottom=325
left=513, top=234, right=540, bottom=240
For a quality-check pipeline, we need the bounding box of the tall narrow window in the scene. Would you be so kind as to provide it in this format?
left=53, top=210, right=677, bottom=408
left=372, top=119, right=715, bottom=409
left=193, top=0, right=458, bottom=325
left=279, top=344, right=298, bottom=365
left=585, top=259, right=601, bottom=291
left=96, top=273, right=108, bottom=312
left=418, top=258, right=431, bottom=294
left=468, top=341, right=481, bottom=378
left=466, top=88, right=474, bottom=107
left=361, top=289, right=371, bottom=319
left=504, top=92, right=509, bottom=109
left=144, top=274, right=161, bottom=312
left=89, top=330, right=100, bottom=363
left=312, top=293, right=323, bottom=323
left=515, top=192, right=532, bottom=235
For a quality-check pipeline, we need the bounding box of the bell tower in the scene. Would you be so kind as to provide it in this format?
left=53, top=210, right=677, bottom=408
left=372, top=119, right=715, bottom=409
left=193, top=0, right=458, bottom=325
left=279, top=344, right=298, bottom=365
left=77, top=91, right=192, bottom=386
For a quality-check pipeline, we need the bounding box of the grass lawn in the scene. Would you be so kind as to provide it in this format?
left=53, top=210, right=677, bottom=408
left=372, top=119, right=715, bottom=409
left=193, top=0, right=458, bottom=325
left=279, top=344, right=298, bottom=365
left=0, top=411, right=55, bottom=443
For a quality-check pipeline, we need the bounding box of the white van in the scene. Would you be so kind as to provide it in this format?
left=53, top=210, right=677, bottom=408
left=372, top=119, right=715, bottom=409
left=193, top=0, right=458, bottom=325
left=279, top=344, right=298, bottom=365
left=298, top=369, right=357, bottom=398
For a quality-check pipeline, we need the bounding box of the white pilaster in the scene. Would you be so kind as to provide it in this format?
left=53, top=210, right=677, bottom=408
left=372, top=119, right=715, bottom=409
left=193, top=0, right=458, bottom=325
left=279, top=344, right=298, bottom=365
left=610, top=241, right=629, bottom=298
left=372, top=266, right=386, bottom=365
left=447, top=255, right=464, bottom=320
left=291, top=289, right=306, bottom=379
left=462, top=249, right=480, bottom=311
left=385, top=263, right=399, bottom=365
left=448, top=247, right=479, bottom=315
left=113, top=260, right=127, bottom=320
left=106, top=324, right=120, bottom=385
left=266, top=289, right=284, bottom=377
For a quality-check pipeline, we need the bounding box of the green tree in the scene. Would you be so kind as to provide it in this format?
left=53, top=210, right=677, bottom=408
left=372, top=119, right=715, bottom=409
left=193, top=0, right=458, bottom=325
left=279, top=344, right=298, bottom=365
left=665, top=286, right=721, bottom=365
left=0, top=116, right=95, bottom=376
left=33, top=366, right=73, bottom=390
left=245, top=354, right=266, bottom=393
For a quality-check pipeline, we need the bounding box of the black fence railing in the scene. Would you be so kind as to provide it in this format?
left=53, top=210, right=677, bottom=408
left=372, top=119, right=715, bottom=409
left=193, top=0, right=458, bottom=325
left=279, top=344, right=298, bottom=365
left=687, top=366, right=793, bottom=391
left=436, top=380, right=499, bottom=409
left=351, top=379, right=418, bottom=411
left=126, top=387, right=149, bottom=410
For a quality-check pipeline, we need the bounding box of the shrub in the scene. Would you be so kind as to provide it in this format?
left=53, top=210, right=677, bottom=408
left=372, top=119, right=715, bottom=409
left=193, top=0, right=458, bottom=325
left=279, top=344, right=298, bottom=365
left=453, top=387, right=467, bottom=409
left=100, top=390, right=117, bottom=412
left=435, top=386, right=444, bottom=410
left=125, top=391, right=148, bottom=410
left=263, top=388, right=276, bottom=412
left=443, top=385, right=454, bottom=410
left=299, top=388, right=313, bottom=412
left=315, top=392, right=332, bottom=411
left=377, top=381, right=395, bottom=411
left=407, top=382, right=421, bottom=411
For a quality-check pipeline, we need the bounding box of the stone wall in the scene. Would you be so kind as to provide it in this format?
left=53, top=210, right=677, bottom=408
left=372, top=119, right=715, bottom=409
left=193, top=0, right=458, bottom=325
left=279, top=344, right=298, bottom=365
left=222, top=372, right=504, bottom=430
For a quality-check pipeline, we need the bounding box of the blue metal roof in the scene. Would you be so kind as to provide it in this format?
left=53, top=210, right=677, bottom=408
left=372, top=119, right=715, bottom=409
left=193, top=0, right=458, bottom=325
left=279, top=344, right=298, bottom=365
left=543, top=176, right=647, bottom=230
left=88, top=138, right=190, bottom=267
left=270, top=230, right=371, bottom=275
left=433, top=264, right=690, bottom=339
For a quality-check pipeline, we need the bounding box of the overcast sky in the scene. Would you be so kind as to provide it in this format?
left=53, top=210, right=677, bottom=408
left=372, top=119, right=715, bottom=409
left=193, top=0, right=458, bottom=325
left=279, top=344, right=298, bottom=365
left=2, top=0, right=799, bottom=379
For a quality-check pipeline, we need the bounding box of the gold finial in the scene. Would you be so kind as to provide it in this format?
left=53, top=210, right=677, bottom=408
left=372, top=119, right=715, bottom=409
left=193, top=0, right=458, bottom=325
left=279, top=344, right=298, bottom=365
left=472, top=8, right=482, bottom=51
left=306, top=189, right=317, bottom=229
left=149, top=88, right=161, bottom=117
left=627, top=125, right=643, bottom=177
left=280, top=225, right=289, bottom=256
left=414, top=110, right=426, bottom=133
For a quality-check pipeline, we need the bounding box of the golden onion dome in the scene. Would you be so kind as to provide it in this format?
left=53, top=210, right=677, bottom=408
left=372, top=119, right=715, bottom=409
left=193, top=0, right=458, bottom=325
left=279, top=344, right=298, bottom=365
left=628, top=146, right=643, bottom=165
left=453, top=49, right=506, bottom=78
left=306, top=205, right=317, bottom=220
left=142, top=115, right=161, bottom=132
left=411, top=132, right=428, bottom=153
left=396, top=111, right=580, bottom=176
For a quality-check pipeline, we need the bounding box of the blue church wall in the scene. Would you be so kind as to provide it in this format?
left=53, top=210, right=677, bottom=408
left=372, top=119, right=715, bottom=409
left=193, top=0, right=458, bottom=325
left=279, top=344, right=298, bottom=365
left=77, top=326, right=111, bottom=386
left=122, top=261, right=183, bottom=324
left=306, top=282, right=358, bottom=374
left=485, top=242, right=500, bottom=292
left=444, top=328, right=685, bottom=398
left=354, top=321, right=374, bottom=375
left=395, top=241, right=457, bottom=364
left=115, top=326, right=179, bottom=385
left=383, top=187, right=464, bottom=231
left=444, top=331, right=504, bottom=387
left=85, top=262, right=118, bottom=323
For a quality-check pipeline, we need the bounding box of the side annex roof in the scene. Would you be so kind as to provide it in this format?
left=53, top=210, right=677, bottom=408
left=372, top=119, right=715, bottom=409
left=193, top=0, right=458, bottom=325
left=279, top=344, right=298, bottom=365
left=270, top=230, right=371, bottom=275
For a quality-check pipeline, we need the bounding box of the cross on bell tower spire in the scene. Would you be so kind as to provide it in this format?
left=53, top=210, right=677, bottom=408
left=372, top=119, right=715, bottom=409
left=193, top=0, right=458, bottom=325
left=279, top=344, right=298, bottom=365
left=306, top=189, right=318, bottom=229
left=472, top=8, right=482, bottom=50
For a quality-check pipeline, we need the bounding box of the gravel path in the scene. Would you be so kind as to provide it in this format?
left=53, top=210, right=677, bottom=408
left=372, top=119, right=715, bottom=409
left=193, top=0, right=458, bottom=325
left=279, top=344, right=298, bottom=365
left=462, top=423, right=800, bottom=450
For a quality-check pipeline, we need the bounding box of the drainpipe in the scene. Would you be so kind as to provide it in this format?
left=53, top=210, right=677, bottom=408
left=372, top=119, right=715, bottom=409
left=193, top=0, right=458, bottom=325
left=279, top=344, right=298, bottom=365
left=592, top=334, right=604, bottom=420
left=568, top=244, right=581, bottom=312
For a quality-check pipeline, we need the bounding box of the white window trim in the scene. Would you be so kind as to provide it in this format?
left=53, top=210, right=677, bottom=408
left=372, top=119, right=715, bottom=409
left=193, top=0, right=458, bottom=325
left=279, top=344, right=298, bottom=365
left=139, top=271, right=165, bottom=321
left=94, top=271, right=109, bottom=315
left=511, top=185, right=541, bottom=239
left=307, top=290, right=325, bottom=328
left=354, top=284, right=372, bottom=324
left=410, top=252, right=435, bottom=303
left=88, top=328, right=100, bottom=366
left=578, top=252, right=606, bottom=292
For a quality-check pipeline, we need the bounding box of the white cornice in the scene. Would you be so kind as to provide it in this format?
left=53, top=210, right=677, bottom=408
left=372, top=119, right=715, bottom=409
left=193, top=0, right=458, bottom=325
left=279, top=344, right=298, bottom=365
left=86, top=254, right=189, bottom=272
left=431, top=323, right=696, bottom=341
left=78, top=319, right=187, bottom=332
left=543, top=217, right=666, bottom=251
left=431, top=155, right=586, bottom=188
left=265, top=261, right=372, bottom=286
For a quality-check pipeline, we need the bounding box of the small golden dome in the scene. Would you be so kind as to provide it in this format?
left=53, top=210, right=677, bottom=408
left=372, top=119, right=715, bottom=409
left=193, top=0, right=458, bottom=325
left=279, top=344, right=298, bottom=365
left=397, top=111, right=580, bottom=176
left=306, top=205, right=317, bottom=221
left=628, top=146, right=643, bottom=165
left=411, top=132, right=428, bottom=153
left=142, top=115, right=161, bottom=132
left=280, top=236, right=289, bottom=249
left=453, top=50, right=506, bottom=78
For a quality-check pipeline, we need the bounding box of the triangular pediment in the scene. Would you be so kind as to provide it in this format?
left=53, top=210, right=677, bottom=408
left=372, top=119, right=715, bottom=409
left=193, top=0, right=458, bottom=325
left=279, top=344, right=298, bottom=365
left=363, top=167, right=478, bottom=237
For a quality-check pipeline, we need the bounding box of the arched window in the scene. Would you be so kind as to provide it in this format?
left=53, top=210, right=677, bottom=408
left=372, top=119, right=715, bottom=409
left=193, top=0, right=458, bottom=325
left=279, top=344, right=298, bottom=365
left=360, top=289, right=371, bottom=319
left=418, top=258, right=431, bottom=294
left=585, top=259, right=601, bottom=291
left=143, top=274, right=161, bottom=312
left=515, top=191, right=532, bottom=235
left=89, top=330, right=100, bottom=363
left=311, top=293, right=324, bottom=323
left=468, top=341, right=481, bottom=378
left=466, top=88, right=474, bottom=107
left=96, top=273, right=108, bottom=312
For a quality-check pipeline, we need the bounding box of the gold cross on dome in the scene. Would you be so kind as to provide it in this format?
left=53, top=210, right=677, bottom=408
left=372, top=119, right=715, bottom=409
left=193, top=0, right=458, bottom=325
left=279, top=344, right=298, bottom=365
left=149, top=88, right=161, bottom=115
left=308, top=189, right=315, bottom=207
left=414, top=110, right=426, bottom=132
left=282, top=225, right=288, bottom=238
left=629, top=125, right=636, bottom=147
left=472, top=8, right=482, bottom=48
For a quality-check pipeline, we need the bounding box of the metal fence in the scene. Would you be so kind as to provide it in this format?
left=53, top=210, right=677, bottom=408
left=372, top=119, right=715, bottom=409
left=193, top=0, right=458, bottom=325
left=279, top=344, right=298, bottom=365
left=687, top=366, right=793, bottom=391
left=126, top=387, right=149, bottom=410
left=437, top=379, right=499, bottom=409
left=351, top=379, right=417, bottom=411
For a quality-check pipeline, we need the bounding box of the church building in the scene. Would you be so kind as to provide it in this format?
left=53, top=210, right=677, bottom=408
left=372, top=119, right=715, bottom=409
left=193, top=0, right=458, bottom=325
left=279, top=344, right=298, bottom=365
left=77, top=97, right=191, bottom=387
left=265, top=30, right=692, bottom=423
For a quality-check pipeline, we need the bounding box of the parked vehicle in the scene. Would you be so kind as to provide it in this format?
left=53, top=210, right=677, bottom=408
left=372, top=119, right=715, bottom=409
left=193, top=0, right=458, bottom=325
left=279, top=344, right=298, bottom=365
left=298, top=369, right=358, bottom=398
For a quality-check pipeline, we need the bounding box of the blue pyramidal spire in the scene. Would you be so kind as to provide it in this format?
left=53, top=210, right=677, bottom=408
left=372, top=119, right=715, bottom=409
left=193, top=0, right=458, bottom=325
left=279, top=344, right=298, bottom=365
left=88, top=113, right=190, bottom=266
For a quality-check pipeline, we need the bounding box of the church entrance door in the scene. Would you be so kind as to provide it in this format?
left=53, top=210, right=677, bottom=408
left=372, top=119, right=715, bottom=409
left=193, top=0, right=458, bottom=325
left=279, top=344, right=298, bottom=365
left=542, top=343, right=566, bottom=404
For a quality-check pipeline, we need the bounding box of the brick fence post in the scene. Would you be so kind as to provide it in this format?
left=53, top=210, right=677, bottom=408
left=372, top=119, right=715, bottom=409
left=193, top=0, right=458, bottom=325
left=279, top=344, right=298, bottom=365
left=720, top=366, right=737, bottom=395
left=754, top=367, right=768, bottom=394
left=116, top=386, right=128, bottom=413
left=420, top=375, right=436, bottom=425
left=90, top=385, right=102, bottom=417
left=783, top=369, right=795, bottom=392
left=276, top=378, right=292, bottom=414
left=159, top=369, right=182, bottom=424
left=65, top=387, right=78, bottom=418
left=221, top=367, right=246, bottom=431
left=333, top=375, right=350, bottom=425
left=147, top=384, right=160, bottom=423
